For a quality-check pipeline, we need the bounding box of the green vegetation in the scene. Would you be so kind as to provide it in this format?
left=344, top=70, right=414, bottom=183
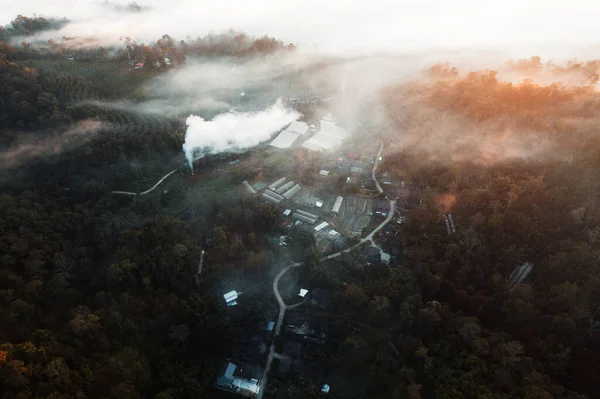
left=0, top=28, right=289, bottom=398
left=1, top=14, right=600, bottom=399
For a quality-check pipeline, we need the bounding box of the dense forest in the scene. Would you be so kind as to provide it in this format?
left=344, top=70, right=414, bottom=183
left=0, top=17, right=289, bottom=398
left=1, top=11, right=600, bottom=399
left=361, top=64, right=600, bottom=398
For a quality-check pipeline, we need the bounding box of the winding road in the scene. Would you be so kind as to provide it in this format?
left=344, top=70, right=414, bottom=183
left=111, top=169, right=178, bottom=196
left=257, top=140, right=395, bottom=399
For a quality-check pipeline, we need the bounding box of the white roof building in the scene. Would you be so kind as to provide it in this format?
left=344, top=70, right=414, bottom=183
left=314, top=221, right=329, bottom=232
left=270, top=131, right=301, bottom=149
left=286, top=121, right=310, bottom=135
left=270, top=121, right=310, bottom=149
left=302, top=120, right=349, bottom=152
left=319, top=170, right=330, bottom=176
left=298, top=288, right=308, bottom=297
left=282, top=184, right=302, bottom=199
left=332, top=196, right=344, bottom=214
left=223, top=290, right=238, bottom=306
left=268, top=177, right=287, bottom=190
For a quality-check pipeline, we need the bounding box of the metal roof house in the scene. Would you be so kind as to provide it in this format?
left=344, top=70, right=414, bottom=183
left=302, top=119, right=350, bottom=152
left=224, top=290, right=239, bottom=307
left=507, top=262, right=533, bottom=288
left=215, top=360, right=263, bottom=398
left=331, top=196, right=343, bottom=214
left=314, top=221, right=329, bottom=232
left=275, top=180, right=295, bottom=194
left=268, top=177, right=287, bottom=191
left=242, top=181, right=257, bottom=194
left=270, top=121, right=310, bottom=149
left=283, top=184, right=302, bottom=199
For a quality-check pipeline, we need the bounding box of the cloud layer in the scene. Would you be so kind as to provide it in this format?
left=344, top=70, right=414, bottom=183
left=4, top=0, right=600, bottom=57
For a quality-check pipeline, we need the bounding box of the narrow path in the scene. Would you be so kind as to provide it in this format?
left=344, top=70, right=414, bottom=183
left=257, top=140, right=395, bottom=399
left=111, top=169, right=177, bottom=196
left=258, top=262, right=301, bottom=398
left=372, top=141, right=385, bottom=194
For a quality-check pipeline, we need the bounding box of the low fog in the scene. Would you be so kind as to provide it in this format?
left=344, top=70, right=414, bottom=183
left=5, top=1, right=600, bottom=168
left=0, top=120, right=105, bottom=167
left=5, top=0, right=600, bottom=56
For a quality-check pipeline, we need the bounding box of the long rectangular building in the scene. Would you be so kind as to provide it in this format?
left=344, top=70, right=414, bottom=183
left=242, top=181, right=257, bottom=194
left=295, top=209, right=318, bottom=219
left=283, top=184, right=302, bottom=199
left=332, top=196, right=343, bottom=214
left=268, top=177, right=287, bottom=191
left=314, top=221, right=329, bottom=231
left=264, top=189, right=284, bottom=202
left=275, top=181, right=295, bottom=194
left=292, top=213, right=317, bottom=224
left=262, top=192, right=281, bottom=204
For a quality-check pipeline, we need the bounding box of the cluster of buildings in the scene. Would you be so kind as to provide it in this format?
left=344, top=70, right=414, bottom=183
left=443, top=214, right=457, bottom=234
left=276, top=289, right=334, bottom=393
left=215, top=289, right=275, bottom=397
left=215, top=285, right=335, bottom=397
left=507, top=262, right=534, bottom=288
left=261, top=177, right=302, bottom=204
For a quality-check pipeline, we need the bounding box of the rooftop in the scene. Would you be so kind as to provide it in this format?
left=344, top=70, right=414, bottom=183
left=270, top=131, right=301, bottom=149
left=215, top=360, right=263, bottom=397
left=224, top=290, right=239, bottom=306
left=302, top=120, right=350, bottom=152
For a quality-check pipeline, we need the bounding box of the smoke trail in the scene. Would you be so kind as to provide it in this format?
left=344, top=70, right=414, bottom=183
left=182, top=99, right=299, bottom=170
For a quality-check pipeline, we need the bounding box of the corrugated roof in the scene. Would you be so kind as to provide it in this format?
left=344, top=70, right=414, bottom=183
left=270, top=131, right=301, bottom=149
left=224, top=291, right=238, bottom=303
left=332, top=196, right=343, bottom=213
left=224, top=362, right=237, bottom=379
left=302, top=120, right=349, bottom=152
left=314, top=221, right=329, bottom=231
left=283, top=184, right=301, bottom=199
left=268, top=177, right=286, bottom=190
left=286, top=121, right=310, bottom=135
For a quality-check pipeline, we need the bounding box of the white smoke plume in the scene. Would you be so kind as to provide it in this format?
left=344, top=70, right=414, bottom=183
left=182, top=99, right=299, bottom=170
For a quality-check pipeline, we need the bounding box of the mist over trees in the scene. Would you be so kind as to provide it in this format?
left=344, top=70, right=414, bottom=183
left=1, top=11, right=600, bottom=398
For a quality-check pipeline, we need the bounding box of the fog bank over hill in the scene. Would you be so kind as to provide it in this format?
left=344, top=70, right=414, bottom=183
left=4, top=0, right=600, bottom=57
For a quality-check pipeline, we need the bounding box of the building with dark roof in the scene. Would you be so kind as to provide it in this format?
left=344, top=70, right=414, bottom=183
left=278, top=356, right=292, bottom=372
left=310, top=288, right=333, bottom=310
left=286, top=313, right=327, bottom=344
left=283, top=340, right=303, bottom=359
left=363, top=246, right=381, bottom=265
left=375, top=200, right=389, bottom=216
